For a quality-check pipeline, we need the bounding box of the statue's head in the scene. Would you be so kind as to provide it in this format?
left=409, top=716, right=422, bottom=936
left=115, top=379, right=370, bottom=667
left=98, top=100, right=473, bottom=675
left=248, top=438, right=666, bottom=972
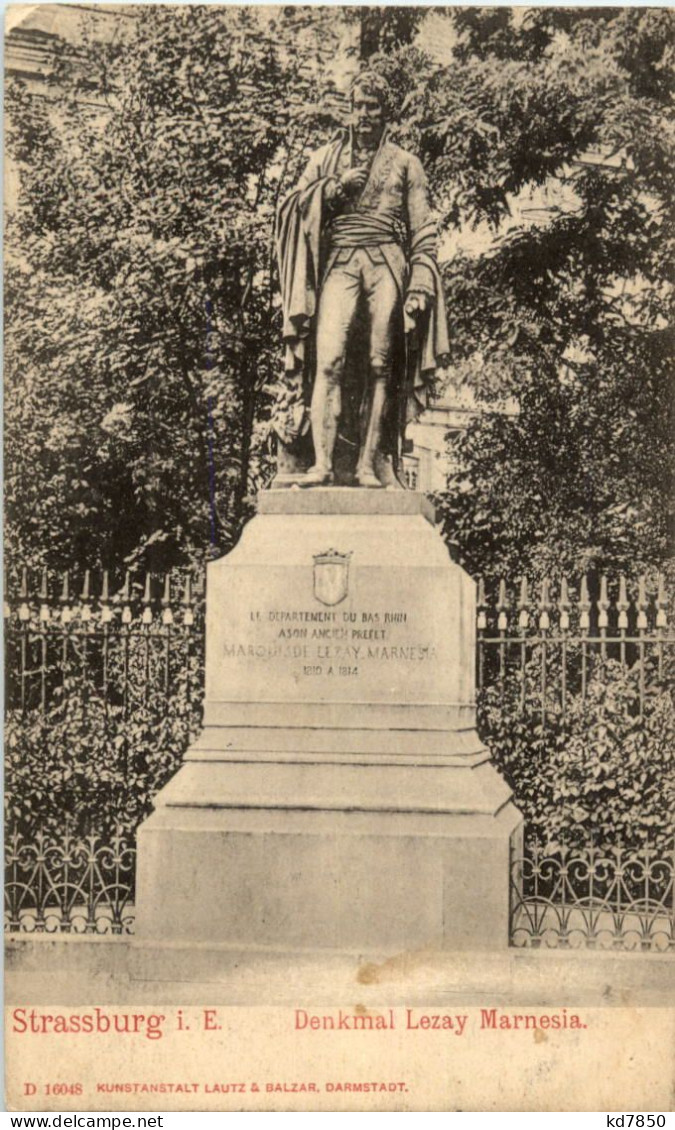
left=349, top=71, right=392, bottom=147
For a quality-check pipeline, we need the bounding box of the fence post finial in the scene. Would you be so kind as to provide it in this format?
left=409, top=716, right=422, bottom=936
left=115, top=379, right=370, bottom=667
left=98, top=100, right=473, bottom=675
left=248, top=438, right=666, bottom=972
left=518, top=577, right=529, bottom=631
left=539, top=578, right=551, bottom=631
left=182, top=574, right=194, bottom=627
left=559, top=576, right=570, bottom=631
left=39, top=568, right=50, bottom=623
left=142, top=574, right=153, bottom=624
left=162, top=574, right=173, bottom=626
left=598, top=574, right=609, bottom=629
left=80, top=569, right=92, bottom=622
left=477, top=576, right=487, bottom=631
left=59, top=571, right=71, bottom=624
left=497, top=578, right=508, bottom=632
left=121, top=571, right=132, bottom=625
left=579, top=575, right=591, bottom=631
left=19, top=566, right=31, bottom=619
left=635, top=575, right=648, bottom=631
left=101, top=570, right=113, bottom=624
left=656, top=573, right=668, bottom=629
left=617, top=575, right=629, bottom=630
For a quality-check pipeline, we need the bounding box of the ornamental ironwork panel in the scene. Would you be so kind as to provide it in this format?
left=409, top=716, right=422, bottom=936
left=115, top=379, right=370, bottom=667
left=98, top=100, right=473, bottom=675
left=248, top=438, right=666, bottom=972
left=510, top=839, right=675, bottom=951
left=5, top=828, right=135, bottom=935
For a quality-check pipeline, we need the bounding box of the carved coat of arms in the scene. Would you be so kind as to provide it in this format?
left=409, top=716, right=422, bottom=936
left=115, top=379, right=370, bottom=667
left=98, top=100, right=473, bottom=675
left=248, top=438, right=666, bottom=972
left=312, top=549, right=352, bottom=606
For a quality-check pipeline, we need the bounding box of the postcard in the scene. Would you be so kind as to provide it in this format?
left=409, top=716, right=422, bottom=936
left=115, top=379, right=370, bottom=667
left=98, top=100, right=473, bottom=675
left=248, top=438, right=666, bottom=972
left=5, top=3, right=674, bottom=1113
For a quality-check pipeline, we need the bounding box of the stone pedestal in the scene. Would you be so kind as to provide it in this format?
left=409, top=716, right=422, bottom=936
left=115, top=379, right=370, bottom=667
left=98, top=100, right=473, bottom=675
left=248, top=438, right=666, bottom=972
left=134, top=490, right=522, bottom=976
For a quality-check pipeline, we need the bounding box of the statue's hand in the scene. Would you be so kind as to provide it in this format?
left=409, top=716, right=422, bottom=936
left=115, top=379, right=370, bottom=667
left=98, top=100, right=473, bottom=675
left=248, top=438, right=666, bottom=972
left=404, top=290, right=431, bottom=317
left=340, top=168, right=369, bottom=195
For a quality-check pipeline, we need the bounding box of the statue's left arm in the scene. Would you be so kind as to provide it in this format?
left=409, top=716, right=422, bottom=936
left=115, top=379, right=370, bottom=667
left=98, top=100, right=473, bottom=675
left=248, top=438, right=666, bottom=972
left=405, top=156, right=438, bottom=311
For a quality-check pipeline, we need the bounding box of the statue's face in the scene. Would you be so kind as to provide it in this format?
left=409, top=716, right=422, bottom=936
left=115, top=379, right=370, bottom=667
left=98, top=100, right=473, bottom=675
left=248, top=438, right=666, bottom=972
left=351, top=87, right=385, bottom=146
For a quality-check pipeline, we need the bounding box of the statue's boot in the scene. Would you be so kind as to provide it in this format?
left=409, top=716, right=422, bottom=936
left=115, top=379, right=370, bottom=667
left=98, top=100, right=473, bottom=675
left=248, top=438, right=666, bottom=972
left=306, top=377, right=339, bottom=486
left=355, top=374, right=387, bottom=489
left=355, top=467, right=381, bottom=489
left=303, top=467, right=334, bottom=486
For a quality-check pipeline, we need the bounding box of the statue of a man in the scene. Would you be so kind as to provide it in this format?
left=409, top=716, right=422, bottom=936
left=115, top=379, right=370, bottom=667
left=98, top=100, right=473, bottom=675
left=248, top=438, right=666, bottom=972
left=276, top=71, right=449, bottom=488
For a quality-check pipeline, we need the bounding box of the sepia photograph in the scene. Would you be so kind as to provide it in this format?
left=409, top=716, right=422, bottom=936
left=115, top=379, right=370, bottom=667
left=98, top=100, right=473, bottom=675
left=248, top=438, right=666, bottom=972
left=4, top=2, right=675, bottom=1113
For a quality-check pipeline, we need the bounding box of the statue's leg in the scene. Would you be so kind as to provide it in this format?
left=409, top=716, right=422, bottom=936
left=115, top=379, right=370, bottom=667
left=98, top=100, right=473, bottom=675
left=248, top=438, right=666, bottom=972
left=356, top=257, right=399, bottom=488
left=308, top=259, right=360, bottom=484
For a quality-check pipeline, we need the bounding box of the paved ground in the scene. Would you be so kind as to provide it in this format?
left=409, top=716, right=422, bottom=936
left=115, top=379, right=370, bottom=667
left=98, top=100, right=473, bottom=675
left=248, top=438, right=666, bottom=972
left=6, top=935, right=675, bottom=1007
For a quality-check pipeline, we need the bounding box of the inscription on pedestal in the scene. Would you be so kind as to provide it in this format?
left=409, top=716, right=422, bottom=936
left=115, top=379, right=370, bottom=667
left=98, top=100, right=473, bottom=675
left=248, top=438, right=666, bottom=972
left=204, top=508, right=473, bottom=708
left=206, top=566, right=460, bottom=705
left=224, top=606, right=437, bottom=682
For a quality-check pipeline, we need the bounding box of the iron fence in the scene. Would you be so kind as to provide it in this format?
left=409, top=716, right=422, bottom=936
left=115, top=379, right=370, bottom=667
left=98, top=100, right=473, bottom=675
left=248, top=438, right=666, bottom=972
left=5, top=827, right=135, bottom=935
left=510, top=838, right=675, bottom=951
left=4, top=566, right=674, bottom=946
left=477, top=573, right=674, bottom=721
left=5, top=567, right=673, bottom=721
left=5, top=567, right=204, bottom=720
left=6, top=827, right=674, bottom=950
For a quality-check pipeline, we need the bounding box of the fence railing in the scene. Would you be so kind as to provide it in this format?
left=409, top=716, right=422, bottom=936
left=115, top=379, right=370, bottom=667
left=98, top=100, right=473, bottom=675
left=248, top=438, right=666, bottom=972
left=510, top=839, right=675, bottom=951
left=477, top=573, right=674, bottom=720
left=5, top=827, right=135, bottom=935
left=5, top=567, right=205, bottom=718
left=6, top=567, right=673, bottom=720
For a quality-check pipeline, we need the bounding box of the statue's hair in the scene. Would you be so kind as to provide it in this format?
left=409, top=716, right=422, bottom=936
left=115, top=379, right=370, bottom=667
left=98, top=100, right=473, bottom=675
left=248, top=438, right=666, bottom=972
left=349, top=70, right=395, bottom=118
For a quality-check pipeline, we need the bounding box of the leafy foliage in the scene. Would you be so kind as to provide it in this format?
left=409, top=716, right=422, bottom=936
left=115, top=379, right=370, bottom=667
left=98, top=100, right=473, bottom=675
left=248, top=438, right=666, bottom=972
left=7, top=8, right=672, bottom=583
left=5, top=671, right=198, bottom=840
left=5, top=6, right=342, bottom=573
left=415, top=9, right=675, bottom=581
left=480, top=656, right=675, bottom=850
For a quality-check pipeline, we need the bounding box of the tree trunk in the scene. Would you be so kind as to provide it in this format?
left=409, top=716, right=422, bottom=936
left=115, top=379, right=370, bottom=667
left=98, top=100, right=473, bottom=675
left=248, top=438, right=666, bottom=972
left=359, top=9, right=382, bottom=60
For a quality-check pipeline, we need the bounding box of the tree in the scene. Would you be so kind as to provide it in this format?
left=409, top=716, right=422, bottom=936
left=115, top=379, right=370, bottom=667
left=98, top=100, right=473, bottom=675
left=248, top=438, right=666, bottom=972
left=407, top=8, right=675, bottom=582
left=352, top=7, right=428, bottom=60
left=5, top=5, right=342, bottom=573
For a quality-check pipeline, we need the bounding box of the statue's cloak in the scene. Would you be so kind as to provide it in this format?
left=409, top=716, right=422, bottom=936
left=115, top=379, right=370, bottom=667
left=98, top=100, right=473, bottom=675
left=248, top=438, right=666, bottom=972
left=275, top=133, right=449, bottom=471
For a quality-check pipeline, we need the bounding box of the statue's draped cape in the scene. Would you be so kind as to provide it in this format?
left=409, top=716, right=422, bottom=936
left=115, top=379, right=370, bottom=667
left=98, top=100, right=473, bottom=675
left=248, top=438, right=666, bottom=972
left=275, top=132, right=449, bottom=456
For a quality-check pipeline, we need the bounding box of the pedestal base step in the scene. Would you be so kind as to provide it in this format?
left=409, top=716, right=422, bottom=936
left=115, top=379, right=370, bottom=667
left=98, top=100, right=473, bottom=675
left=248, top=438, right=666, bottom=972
left=189, top=724, right=488, bottom=765
left=135, top=797, right=522, bottom=954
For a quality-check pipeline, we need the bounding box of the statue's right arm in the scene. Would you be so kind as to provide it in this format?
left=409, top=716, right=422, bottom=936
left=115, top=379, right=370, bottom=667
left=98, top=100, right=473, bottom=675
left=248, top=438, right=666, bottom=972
left=294, top=151, right=323, bottom=193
